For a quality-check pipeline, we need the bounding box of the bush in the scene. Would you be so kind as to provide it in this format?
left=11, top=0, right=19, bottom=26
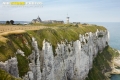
left=10, top=20, right=14, bottom=25
left=6, top=21, right=10, bottom=24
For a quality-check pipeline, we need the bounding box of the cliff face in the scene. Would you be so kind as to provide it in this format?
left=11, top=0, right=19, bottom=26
left=0, top=26, right=111, bottom=80
left=23, top=29, right=109, bottom=80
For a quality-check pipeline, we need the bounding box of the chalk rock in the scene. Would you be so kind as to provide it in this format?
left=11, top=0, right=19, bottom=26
left=16, top=49, right=25, bottom=56
left=0, top=57, right=19, bottom=77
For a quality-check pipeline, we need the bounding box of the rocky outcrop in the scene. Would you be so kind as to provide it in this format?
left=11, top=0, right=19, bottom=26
left=52, top=30, right=109, bottom=80
left=105, top=50, right=120, bottom=75
left=0, top=57, right=19, bottom=77
left=16, top=49, right=25, bottom=56
left=23, top=38, right=41, bottom=80
left=23, top=29, right=109, bottom=80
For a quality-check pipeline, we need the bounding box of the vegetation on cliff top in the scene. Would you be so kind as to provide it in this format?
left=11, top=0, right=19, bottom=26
left=27, top=26, right=106, bottom=50
left=0, top=25, right=106, bottom=79
left=0, top=25, right=106, bottom=61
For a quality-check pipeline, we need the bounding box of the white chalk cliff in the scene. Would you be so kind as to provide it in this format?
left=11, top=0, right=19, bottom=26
left=0, top=57, right=19, bottom=77
left=24, top=29, right=109, bottom=80
left=23, top=38, right=41, bottom=80
left=0, top=29, right=109, bottom=80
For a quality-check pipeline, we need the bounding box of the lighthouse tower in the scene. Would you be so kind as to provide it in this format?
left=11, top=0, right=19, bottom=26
left=66, top=17, right=69, bottom=24
left=66, top=14, right=70, bottom=24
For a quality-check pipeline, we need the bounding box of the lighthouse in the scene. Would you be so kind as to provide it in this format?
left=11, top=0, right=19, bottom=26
left=66, top=14, right=70, bottom=24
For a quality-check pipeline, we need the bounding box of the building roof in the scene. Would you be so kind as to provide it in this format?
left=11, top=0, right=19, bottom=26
left=37, top=16, right=42, bottom=22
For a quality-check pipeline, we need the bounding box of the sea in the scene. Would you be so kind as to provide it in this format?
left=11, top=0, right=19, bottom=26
left=0, top=21, right=120, bottom=79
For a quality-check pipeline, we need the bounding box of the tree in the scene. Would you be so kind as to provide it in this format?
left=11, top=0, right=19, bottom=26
left=10, top=20, right=14, bottom=25
left=6, top=21, right=10, bottom=24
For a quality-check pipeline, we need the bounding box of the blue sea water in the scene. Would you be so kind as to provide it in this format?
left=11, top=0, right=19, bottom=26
left=111, top=74, right=120, bottom=80
left=87, top=22, right=120, bottom=80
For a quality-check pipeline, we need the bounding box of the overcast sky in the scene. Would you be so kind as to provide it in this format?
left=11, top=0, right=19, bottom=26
left=0, top=0, right=120, bottom=22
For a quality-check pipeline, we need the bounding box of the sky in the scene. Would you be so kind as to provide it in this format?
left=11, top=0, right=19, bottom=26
left=0, top=0, right=120, bottom=22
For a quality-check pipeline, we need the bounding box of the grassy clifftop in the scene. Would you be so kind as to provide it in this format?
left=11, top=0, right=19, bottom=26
left=0, top=25, right=106, bottom=61
left=0, top=25, right=106, bottom=79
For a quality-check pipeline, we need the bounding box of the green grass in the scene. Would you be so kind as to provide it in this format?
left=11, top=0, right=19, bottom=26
left=0, top=68, right=22, bottom=80
left=30, top=23, right=76, bottom=27
left=0, top=43, right=15, bottom=61
left=16, top=54, right=29, bottom=77
left=85, top=46, right=119, bottom=80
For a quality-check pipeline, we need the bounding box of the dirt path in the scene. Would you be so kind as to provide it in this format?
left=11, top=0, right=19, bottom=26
left=0, top=25, right=50, bottom=42
left=0, top=25, right=47, bottom=33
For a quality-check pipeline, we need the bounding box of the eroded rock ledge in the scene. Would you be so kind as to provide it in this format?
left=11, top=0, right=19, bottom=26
left=105, top=51, right=120, bottom=79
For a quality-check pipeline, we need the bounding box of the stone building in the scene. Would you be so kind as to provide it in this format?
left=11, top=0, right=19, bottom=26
left=32, top=16, right=64, bottom=24
left=32, top=16, right=42, bottom=23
